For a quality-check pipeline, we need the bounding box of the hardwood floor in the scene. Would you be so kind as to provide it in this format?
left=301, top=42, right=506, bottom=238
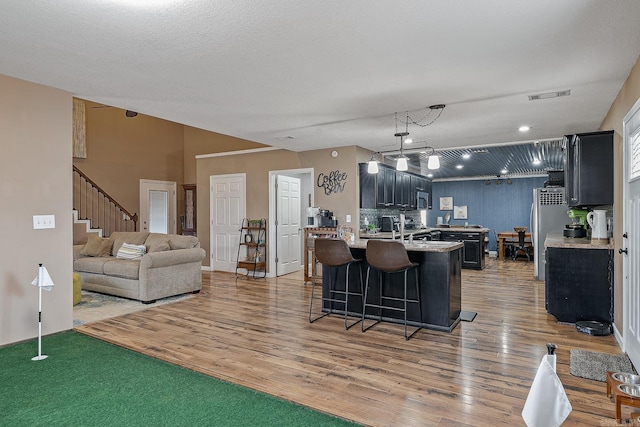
left=75, top=257, right=625, bottom=426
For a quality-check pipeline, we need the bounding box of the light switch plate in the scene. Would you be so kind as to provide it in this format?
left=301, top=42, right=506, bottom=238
left=33, top=215, right=55, bottom=229
left=346, top=214, right=351, bottom=223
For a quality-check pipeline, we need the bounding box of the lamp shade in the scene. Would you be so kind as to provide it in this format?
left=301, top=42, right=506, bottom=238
left=396, top=156, right=408, bottom=171
left=427, top=154, right=440, bottom=170
left=367, top=159, right=379, bottom=174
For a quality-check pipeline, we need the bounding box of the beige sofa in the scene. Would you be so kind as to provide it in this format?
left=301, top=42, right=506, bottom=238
left=73, top=231, right=205, bottom=303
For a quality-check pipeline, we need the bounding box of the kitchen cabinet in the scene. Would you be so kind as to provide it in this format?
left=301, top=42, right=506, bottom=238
left=564, top=130, right=613, bottom=207
left=440, top=230, right=485, bottom=270
left=358, top=164, right=377, bottom=209
left=377, top=166, right=396, bottom=207
left=394, top=172, right=411, bottom=208
left=545, top=246, right=613, bottom=323
left=359, top=163, right=431, bottom=210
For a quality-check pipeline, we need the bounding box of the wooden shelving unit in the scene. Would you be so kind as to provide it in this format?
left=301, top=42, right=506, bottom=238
left=236, top=218, right=267, bottom=279
left=304, top=227, right=338, bottom=283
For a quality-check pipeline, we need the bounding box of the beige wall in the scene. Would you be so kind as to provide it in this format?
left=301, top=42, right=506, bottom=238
left=601, top=53, right=640, bottom=333
left=196, top=146, right=361, bottom=269
left=73, top=100, right=185, bottom=225
left=0, top=75, right=72, bottom=346
left=183, top=126, right=264, bottom=184
left=299, top=146, right=360, bottom=228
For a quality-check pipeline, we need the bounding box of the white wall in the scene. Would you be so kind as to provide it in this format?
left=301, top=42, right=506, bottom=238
left=0, top=74, right=73, bottom=346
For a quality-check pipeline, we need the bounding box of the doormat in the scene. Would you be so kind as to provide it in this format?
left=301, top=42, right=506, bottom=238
left=569, top=349, right=635, bottom=382
left=460, top=311, right=477, bottom=322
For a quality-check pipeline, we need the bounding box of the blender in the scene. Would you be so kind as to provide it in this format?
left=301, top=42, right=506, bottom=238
left=564, top=208, right=588, bottom=238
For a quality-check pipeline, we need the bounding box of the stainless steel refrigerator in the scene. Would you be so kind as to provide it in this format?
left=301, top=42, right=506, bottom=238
left=531, top=187, right=567, bottom=280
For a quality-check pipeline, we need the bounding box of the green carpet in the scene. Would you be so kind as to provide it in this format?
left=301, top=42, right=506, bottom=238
left=0, top=331, right=357, bottom=427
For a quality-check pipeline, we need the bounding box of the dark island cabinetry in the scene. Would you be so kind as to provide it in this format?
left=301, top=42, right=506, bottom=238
left=545, top=246, right=613, bottom=323
left=564, top=130, right=613, bottom=207
left=440, top=230, right=485, bottom=270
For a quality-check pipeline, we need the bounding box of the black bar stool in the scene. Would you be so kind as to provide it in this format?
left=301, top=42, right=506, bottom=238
left=362, top=239, right=422, bottom=340
left=308, top=238, right=363, bottom=330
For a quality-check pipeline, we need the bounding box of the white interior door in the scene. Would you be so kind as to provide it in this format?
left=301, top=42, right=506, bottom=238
left=276, top=175, right=301, bottom=276
left=623, top=99, right=640, bottom=368
left=210, top=174, right=245, bottom=272
left=139, top=180, right=176, bottom=234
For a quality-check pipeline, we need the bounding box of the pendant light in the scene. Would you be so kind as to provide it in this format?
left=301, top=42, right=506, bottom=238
left=426, top=147, right=440, bottom=170
left=367, top=153, right=379, bottom=174
left=395, top=131, right=409, bottom=171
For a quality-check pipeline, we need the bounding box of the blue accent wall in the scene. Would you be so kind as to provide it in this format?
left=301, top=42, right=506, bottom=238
left=431, top=177, right=546, bottom=251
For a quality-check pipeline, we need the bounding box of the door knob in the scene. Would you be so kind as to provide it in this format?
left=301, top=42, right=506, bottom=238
left=623, top=233, right=628, bottom=238
left=619, top=248, right=628, bottom=255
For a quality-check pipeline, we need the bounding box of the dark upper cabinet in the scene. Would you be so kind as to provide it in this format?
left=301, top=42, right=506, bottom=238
left=394, top=172, right=411, bottom=208
left=359, top=163, right=431, bottom=210
left=564, top=130, right=613, bottom=207
left=377, top=166, right=395, bottom=207
left=359, top=163, right=377, bottom=209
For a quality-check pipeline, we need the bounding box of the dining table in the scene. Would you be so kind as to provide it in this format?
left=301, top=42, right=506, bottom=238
left=497, top=231, right=532, bottom=259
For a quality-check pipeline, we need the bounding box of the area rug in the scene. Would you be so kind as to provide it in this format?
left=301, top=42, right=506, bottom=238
left=73, top=290, right=194, bottom=326
left=569, top=349, right=635, bottom=382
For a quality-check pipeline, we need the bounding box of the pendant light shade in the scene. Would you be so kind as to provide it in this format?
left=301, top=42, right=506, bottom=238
left=367, top=158, right=379, bottom=174
left=396, top=155, right=408, bottom=171
left=427, top=154, right=440, bottom=170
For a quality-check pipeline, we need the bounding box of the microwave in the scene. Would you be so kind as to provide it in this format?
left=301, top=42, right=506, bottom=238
left=417, top=191, right=430, bottom=209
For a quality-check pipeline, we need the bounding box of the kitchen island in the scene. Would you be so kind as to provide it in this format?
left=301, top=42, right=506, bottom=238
left=360, top=226, right=488, bottom=270
left=320, top=239, right=463, bottom=332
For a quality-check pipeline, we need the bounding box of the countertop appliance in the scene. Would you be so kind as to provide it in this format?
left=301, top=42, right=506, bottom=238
left=532, top=187, right=568, bottom=280
left=381, top=215, right=399, bottom=232
left=318, top=209, right=337, bottom=227
left=306, top=207, right=319, bottom=227
left=564, top=208, right=587, bottom=238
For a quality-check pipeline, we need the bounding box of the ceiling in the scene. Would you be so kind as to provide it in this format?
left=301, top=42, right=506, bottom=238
left=2, top=1, right=640, bottom=179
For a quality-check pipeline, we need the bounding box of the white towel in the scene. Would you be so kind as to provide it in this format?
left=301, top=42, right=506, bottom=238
left=522, top=354, right=572, bottom=427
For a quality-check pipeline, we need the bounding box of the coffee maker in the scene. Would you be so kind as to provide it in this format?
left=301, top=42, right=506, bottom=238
left=318, top=209, right=337, bottom=227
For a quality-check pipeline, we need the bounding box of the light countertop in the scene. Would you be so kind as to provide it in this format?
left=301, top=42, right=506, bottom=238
left=360, top=227, right=489, bottom=240
left=349, top=238, right=463, bottom=252
left=545, top=233, right=614, bottom=250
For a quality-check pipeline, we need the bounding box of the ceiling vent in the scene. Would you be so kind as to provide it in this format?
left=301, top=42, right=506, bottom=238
left=528, top=90, right=571, bottom=101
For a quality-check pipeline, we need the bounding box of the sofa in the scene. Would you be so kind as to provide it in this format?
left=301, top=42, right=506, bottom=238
left=73, top=231, right=206, bottom=303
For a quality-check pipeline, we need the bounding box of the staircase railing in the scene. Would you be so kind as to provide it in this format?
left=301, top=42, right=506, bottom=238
left=73, top=165, right=138, bottom=236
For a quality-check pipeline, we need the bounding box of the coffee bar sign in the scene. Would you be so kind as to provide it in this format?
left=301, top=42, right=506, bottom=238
left=317, top=170, right=347, bottom=195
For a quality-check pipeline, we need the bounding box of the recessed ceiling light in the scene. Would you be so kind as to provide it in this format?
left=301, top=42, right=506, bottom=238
left=519, top=126, right=531, bottom=132
left=532, top=158, right=541, bottom=165
left=426, top=173, right=433, bottom=178
left=501, top=169, right=508, bottom=174
left=462, top=153, right=471, bottom=159
left=405, top=138, right=413, bottom=144
left=456, top=164, right=464, bottom=169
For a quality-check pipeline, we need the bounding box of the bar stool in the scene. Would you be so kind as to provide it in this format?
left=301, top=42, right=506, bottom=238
left=308, top=238, right=363, bottom=330
left=362, top=239, right=422, bottom=340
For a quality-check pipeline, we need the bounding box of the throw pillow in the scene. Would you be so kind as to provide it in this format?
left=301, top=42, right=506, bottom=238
left=116, top=242, right=146, bottom=260
left=80, top=234, right=112, bottom=257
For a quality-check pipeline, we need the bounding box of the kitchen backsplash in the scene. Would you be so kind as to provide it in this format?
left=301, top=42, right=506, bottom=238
left=359, top=208, right=423, bottom=229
